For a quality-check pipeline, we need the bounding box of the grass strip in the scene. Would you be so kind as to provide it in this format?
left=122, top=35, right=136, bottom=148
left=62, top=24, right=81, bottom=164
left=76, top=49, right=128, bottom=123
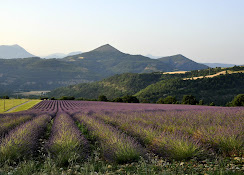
left=0, top=99, right=29, bottom=113
left=7, top=100, right=42, bottom=113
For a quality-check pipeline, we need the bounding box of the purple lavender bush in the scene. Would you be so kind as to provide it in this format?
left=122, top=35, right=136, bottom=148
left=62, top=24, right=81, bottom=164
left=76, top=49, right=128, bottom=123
left=0, top=115, right=33, bottom=138
left=47, top=112, right=89, bottom=166
left=0, top=114, right=51, bottom=163
left=74, top=114, right=143, bottom=163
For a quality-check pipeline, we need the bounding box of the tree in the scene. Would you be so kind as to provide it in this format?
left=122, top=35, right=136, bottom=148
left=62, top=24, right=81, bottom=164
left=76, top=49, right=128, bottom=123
left=182, top=95, right=198, bottom=105
left=40, top=97, right=49, bottom=100
left=60, top=96, right=75, bottom=100
left=122, top=95, right=139, bottom=103
left=113, top=97, right=123, bottom=102
left=76, top=97, right=85, bottom=101
left=231, top=94, right=244, bottom=106
left=164, top=96, right=177, bottom=104
left=1, top=96, right=9, bottom=99
left=156, top=98, right=164, bottom=104
left=157, top=96, right=177, bottom=104
left=198, top=100, right=204, bottom=105
left=98, top=95, right=108, bottom=102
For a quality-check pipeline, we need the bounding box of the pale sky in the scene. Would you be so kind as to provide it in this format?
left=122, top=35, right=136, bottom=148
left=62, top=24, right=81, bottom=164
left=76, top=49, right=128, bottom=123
left=0, top=0, right=243, bottom=64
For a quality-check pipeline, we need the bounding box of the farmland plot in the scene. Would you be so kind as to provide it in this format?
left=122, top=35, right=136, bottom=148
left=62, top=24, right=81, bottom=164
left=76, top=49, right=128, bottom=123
left=0, top=100, right=243, bottom=174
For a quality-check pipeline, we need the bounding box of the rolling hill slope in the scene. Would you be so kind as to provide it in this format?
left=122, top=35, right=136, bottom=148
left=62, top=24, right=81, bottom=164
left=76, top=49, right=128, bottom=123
left=48, top=66, right=244, bottom=106
left=48, top=73, right=163, bottom=99
left=135, top=73, right=244, bottom=105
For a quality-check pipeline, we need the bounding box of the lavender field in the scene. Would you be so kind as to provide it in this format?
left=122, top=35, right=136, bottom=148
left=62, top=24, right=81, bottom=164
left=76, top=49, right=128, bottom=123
left=0, top=100, right=243, bottom=174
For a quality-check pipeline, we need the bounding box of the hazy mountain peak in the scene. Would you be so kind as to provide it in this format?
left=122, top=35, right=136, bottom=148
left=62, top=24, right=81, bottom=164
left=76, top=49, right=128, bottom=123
left=92, top=44, right=121, bottom=53
left=0, top=44, right=35, bottom=59
left=12, top=44, right=21, bottom=48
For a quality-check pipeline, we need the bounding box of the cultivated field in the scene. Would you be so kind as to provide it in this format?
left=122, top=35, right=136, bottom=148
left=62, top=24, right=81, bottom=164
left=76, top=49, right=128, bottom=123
left=14, top=91, right=50, bottom=96
left=183, top=70, right=244, bottom=80
left=0, top=101, right=243, bottom=174
left=0, top=99, right=29, bottom=113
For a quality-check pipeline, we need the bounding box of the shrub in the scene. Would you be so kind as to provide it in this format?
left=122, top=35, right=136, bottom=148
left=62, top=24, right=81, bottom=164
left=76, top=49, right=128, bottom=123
left=157, top=96, right=176, bottom=104
left=198, top=100, right=204, bottom=105
left=40, top=97, right=49, bottom=100
left=182, top=95, right=198, bottom=105
left=140, top=99, right=150, bottom=103
left=231, top=94, right=244, bottom=106
left=98, top=95, right=108, bottom=102
left=164, top=96, right=177, bottom=104
left=59, top=96, right=75, bottom=100
left=113, top=97, right=123, bottom=102
left=122, top=95, right=139, bottom=103
left=156, top=98, right=164, bottom=104
left=76, top=97, right=85, bottom=101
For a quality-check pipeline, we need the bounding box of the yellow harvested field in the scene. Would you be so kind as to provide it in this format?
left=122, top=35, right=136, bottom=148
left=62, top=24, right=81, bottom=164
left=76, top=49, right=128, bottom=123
left=0, top=99, right=29, bottom=113
left=163, top=71, right=187, bottom=74
left=183, top=70, right=244, bottom=80
left=15, top=91, right=50, bottom=96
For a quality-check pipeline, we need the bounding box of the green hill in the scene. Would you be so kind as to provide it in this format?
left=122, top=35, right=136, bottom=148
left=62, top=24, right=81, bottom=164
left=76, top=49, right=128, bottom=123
left=135, top=73, right=244, bottom=106
left=48, top=66, right=244, bottom=106
left=62, top=44, right=173, bottom=74
left=48, top=73, right=163, bottom=99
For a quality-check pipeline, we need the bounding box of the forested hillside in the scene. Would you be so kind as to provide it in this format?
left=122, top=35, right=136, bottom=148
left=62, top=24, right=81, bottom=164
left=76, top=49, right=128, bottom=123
left=48, top=66, right=244, bottom=106
left=48, top=73, right=163, bottom=99
left=136, top=73, right=244, bottom=105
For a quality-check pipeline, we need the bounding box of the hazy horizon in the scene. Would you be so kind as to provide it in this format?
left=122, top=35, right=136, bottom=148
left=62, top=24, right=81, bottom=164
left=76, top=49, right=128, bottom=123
left=0, top=0, right=243, bottom=64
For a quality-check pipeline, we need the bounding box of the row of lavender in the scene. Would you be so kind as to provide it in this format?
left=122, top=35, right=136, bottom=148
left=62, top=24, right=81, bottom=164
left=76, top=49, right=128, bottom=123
left=54, top=100, right=244, bottom=161
left=0, top=100, right=243, bottom=164
left=60, top=100, right=243, bottom=160
left=92, top=109, right=243, bottom=159
left=0, top=114, right=51, bottom=162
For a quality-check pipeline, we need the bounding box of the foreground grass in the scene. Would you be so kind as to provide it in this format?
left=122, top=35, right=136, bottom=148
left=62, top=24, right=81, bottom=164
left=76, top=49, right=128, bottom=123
left=6, top=100, right=41, bottom=113
left=0, top=152, right=243, bottom=175
left=0, top=99, right=29, bottom=113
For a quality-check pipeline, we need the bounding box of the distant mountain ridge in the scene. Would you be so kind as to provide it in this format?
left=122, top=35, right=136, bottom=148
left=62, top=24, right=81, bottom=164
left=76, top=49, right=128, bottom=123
left=202, top=63, right=237, bottom=68
left=43, top=51, right=82, bottom=59
left=0, top=44, right=35, bottom=59
left=0, top=44, right=209, bottom=94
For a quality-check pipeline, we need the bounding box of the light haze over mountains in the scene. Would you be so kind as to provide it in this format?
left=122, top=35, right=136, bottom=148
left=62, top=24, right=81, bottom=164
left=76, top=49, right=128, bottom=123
left=43, top=51, right=82, bottom=59
left=0, top=44, right=238, bottom=68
